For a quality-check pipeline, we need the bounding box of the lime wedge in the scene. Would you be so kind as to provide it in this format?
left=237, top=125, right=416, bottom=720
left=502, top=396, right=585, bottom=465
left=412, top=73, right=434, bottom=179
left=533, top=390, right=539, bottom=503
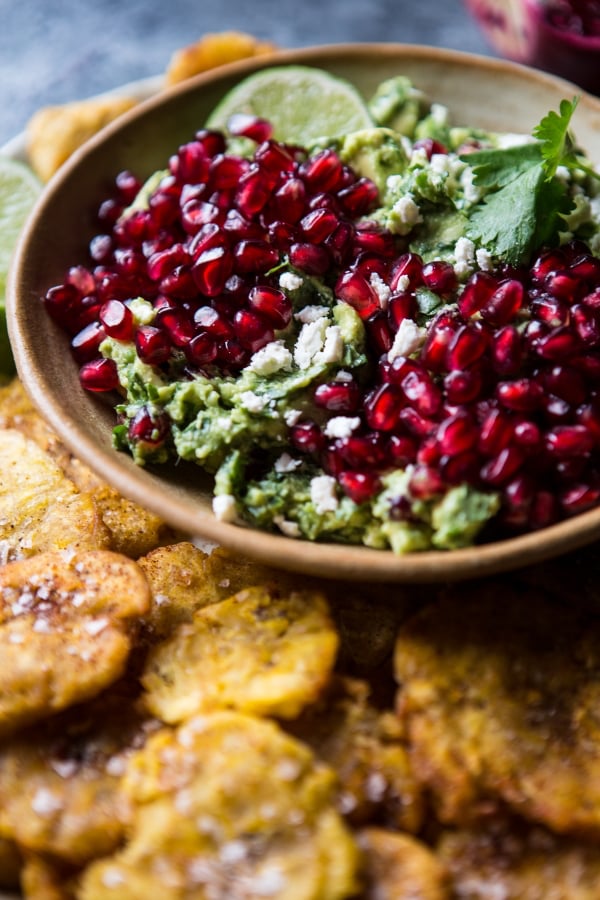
left=0, top=155, right=42, bottom=377
left=206, top=65, right=374, bottom=144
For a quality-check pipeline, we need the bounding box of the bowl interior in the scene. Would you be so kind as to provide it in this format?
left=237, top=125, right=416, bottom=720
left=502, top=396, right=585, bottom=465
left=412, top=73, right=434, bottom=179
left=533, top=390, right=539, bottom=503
left=8, top=43, right=600, bottom=583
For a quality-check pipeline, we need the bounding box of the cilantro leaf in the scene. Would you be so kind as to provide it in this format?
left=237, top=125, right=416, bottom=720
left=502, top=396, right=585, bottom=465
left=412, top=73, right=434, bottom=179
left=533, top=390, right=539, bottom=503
left=461, top=97, right=596, bottom=265
left=463, top=142, right=542, bottom=190
left=533, top=96, right=600, bottom=182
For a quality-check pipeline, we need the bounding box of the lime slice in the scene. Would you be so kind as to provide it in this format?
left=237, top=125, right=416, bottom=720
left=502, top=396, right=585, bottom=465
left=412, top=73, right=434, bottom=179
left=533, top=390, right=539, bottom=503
left=0, top=155, right=42, bottom=377
left=206, top=65, right=374, bottom=144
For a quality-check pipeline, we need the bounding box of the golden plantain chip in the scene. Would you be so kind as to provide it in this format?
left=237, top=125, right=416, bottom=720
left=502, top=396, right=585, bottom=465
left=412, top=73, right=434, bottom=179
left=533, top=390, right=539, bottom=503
left=438, top=819, right=600, bottom=899
left=164, top=30, right=277, bottom=86
left=357, top=828, right=450, bottom=900
left=26, top=95, right=138, bottom=182
left=286, top=676, right=424, bottom=834
left=0, top=681, right=160, bottom=866
left=0, top=550, right=149, bottom=735
left=141, top=584, right=339, bottom=723
left=0, top=429, right=110, bottom=562
left=79, top=711, right=361, bottom=900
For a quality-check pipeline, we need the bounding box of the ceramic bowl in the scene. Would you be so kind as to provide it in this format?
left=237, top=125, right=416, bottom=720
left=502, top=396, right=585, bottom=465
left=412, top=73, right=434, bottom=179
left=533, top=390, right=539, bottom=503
left=8, top=42, right=600, bottom=583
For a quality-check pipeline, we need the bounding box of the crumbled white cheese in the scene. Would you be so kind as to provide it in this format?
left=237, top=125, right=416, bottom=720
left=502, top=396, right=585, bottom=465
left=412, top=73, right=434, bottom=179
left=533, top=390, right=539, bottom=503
left=369, top=272, right=391, bottom=309
left=476, top=247, right=494, bottom=272
left=246, top=340, right=293, bottom=376
left=212, top=494, right=238, bottom=523
left=310, top=475, right=339, bottom=514
left=315, top=325, right=344, bottom=365
left=394, top=273, right=411, bottom=293
left=430, top=102, right=449, bottom=126
left=274, top=453, right=302, bottom=474
left=294, top=317, right=332, bottom=368
left=409, top=146, right=429, bottom=167
left=239, top=390, right=266, bottom=414
left=279, top=271, right=304, bottom=292
left=283, top=408, right=302, bottom=427
left=387, top=318, right=426, bottom=362
left=334, top=370, right=353, bottom=383
left=273, top=515, right=301, bottom=538
left=294, top=305, right=330, bottom=325
left=453, top=236, right=476, bottom=278
left=460, top=165, right=481, bottom=205
left=391, top=193, right=423, bottom=235
left=324, top=416, right=361, bottom=439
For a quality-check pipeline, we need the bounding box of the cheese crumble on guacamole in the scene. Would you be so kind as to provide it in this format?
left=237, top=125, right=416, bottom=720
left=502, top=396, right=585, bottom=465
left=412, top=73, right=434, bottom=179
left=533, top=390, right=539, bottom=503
left=47, top=69, right=600, bottom=552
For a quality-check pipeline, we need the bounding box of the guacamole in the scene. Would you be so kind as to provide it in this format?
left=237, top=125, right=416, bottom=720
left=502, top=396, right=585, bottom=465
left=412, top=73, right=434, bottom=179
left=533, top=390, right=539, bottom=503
left=72, top=74, right=600, bottom=552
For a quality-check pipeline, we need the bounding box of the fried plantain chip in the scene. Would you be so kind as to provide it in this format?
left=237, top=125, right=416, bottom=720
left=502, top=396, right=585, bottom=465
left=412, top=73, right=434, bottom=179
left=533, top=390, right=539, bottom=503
left=395, top=581, right=600, bottom=838
left=0, top=682, right=160, bottom=866
left=438, top=818, right=600, bottom=899
left=26, top=95, right=138, bottom=182
left=286, top=676, right=424, bottom=833
left=137, top=542, right=299, bottom=641
left=0, top=381, right=175, bottom=560
left=0, top=429, right=110, bottom=562
left=357, top=828, right=450, bottom=900
left=0, top=550, right=150, bottom=735
left=164, top=30, right=277, bottom=86
left=79, top=711, right=361, bottom=900
left=141, top=584, right=339, bottom=723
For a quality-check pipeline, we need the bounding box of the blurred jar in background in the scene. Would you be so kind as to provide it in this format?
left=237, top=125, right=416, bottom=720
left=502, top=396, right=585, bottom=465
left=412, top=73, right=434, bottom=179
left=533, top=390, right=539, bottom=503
left=464, top=0, right=600, bottom=93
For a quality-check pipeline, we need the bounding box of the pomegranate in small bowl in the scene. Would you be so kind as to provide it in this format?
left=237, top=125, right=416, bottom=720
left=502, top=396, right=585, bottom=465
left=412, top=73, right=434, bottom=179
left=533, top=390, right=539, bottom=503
left=465, top=0, right=600, bottom=93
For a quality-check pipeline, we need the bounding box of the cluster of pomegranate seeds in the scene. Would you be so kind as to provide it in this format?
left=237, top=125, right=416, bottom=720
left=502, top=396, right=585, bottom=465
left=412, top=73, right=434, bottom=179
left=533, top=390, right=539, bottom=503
left=545, top=0, right=600, bottom=36
left=290, top=238, right=600, bottom=534
left=42, top=115, right=600, bottom=541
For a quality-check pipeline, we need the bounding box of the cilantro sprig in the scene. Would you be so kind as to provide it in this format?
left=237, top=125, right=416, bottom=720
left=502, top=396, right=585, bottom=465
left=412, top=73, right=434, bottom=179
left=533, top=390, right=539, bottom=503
left=462, top=98, right=599, bottom=266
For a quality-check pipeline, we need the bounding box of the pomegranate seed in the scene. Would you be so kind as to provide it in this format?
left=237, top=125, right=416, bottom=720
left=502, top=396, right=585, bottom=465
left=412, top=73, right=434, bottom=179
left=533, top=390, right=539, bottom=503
left=314, top=381, right=360, bottom=413
left=186, top=332, right=218, bottom=367
left=388, top=434, right=418, bottom=466
left=233, top=309, right=274, bottom=352
left=89, top=234, right=114, bottom=264
left=545, top=425, right=594, bottom=457
left=436, top=412, right=478, bottom=455
left=290, top=421, right=325, bottom=455
left=134, top=325, right=171, bottom=365
left=479, top=279, right=524, bottom=326
left=531, top=248, right=566, bottom=283
left=480, top=446, right=525, bottom=486
left=192, top=247, right=233, bottom=296
left=172, top=141, right=210, bottom=183
left=412, top=137, right=447, bottom=158
left=352, top=222, right=396, bottom=258
left=43, top=283, right=79, bottom=328
left=97, top=198, right=123, bottom=228
left=530, top=294, right=570, bottom=327
left=194, top=306, right=234, bottom=339
left=366, top=312, right=394, bottom=355
left=458, top=271, right=497, bottom=317
left=422, top=260, right=457, bottom=295
left=512, top=420, right=542, bottom=450
left=115, top=170, right=142, bottom=204
left=147, top=245, right=190, bottom=281
left=128, top=406, right=171, bottom=448
left=401, top=368, right=442, bottom=417
left=268, top=221, right=298, bottom=251
left=529, top=491, right=559, bottom=529
left=572, top=303, right=600, bottom=346
left=337, top=433, right=387, bottom=468
left=335, top=269, right=380, bottom=319
left=364, top=384, right=403, bottom=431
left=544, top=270, right=581, bottom=303
left=71, top=321, right=106, bottom=363
left=300, top=208, right=339, bottom=243
left=561, top=483, right=600, bottom=516
left=159, top=309, right=195, bottom=347
left=189, top=222, right=229, bottom=259
left=273, top=178, right=307, bottom=223
left=99, top=300, right=134, bottom=341
left=248, top=286, right=292, bottom=329
left=398, top=407, right=437, bottom=438
left=443, top=367, right=484, bottom=404
left=491, top=325, right=522, bottom=376
left=233, top=240, right=279, bottom=275
left=288, top=242, right=330, bottom=276
left=235, top=166, right=274, bottom=218
left=79, top=358, right=120, bottom=392
left=389, top=253, right=423, bottom=292
left=194, top=129, right=226, bottom=158
left=227, top=113, right=273, bottom=143
left=408, top=464, right=444, bottom=498
left=446, top=322, right=489, bottom=370
left=301, top=150, right=344, bottom=192
left=254, top=140, right=296, bottom=173
left=420, top=309, right=462, bottom=371
left=535, top=327, right=581, bottom=361
left=337, top=178, right=379, bottom=216
left=577, top=400, right=600, bottom=443
left=217, top=339, right=249, bottom=370
left=440, top=450, right=481, bottom=485
left=496, top=378, right=543, bottom=412
left=542, top=364, right=587, bottom=405
left=478, top=407, right=514, bottom=455
left=338, top=470, right=381, bottom=504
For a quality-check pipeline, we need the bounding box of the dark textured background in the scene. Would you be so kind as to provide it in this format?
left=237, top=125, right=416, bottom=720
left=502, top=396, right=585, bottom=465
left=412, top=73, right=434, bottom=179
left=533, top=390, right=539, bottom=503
left=0, top=0, right=493, bottom=146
